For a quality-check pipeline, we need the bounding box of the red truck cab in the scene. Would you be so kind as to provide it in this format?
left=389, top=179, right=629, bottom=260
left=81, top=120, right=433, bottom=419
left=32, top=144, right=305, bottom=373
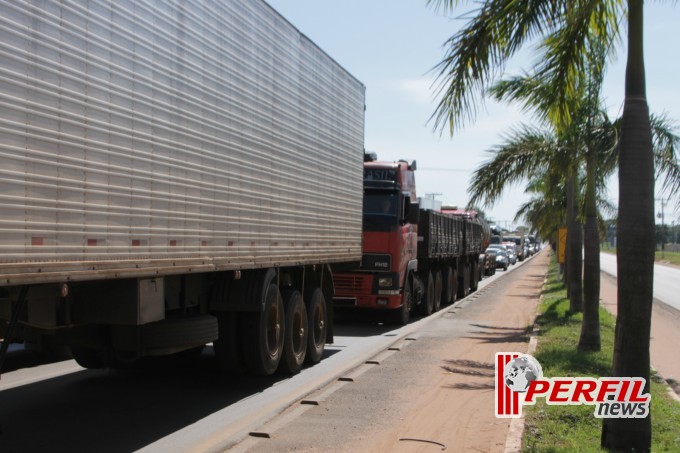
left=332, top=154, right=419, bottom=323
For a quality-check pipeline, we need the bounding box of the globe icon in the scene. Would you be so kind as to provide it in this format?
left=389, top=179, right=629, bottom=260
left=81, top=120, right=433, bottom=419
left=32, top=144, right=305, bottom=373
left=504, top=355, right=543, bottom=393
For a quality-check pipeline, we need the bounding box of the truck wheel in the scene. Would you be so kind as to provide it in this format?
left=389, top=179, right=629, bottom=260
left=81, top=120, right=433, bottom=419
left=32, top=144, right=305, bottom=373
left=442, top=266, right=453, bottom=305
left=213, top=312, right=247, bottom=373
left=304, top=288, right=327, bottom=364
left=244, top=282, right=285, bottom=376
left=278, top=290, right=308, bottom=374
left=433, top=270, right=443, bottom=312
left=450, top=268, right=458, bottom=303
left=470, top=261, right=479, bottom=292
left=420, top=272, right=434, bottom=316
left=457, top=264, right=470, bottom=299
left=392, top=276, right=412, bottom=325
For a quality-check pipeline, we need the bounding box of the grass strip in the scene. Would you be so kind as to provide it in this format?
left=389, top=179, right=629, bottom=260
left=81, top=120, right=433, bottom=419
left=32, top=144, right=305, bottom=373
left=522, top=255, right=680, bottom=452
left=601, top=243, right=680, bottom=265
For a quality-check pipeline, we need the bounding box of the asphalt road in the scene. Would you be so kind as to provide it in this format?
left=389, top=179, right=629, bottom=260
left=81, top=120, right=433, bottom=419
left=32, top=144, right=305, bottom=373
left=599, top=253, right=680, bottom=311
left=0, top=255, right=537, bottom=453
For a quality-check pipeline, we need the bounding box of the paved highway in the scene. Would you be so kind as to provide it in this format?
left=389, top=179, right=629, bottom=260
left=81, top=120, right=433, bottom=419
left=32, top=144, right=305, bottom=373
left=600, top=253, right=680, bottom=311
left=0, top=255, right=538, bottom=452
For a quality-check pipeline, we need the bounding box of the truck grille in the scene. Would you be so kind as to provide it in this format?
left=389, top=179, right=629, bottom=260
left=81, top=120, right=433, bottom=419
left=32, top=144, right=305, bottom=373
left=334, top=274, right=372, bottom=295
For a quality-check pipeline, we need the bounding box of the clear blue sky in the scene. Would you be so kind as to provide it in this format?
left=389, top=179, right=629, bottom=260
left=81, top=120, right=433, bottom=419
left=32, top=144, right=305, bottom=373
left=267, top=1, right=679, bottom=228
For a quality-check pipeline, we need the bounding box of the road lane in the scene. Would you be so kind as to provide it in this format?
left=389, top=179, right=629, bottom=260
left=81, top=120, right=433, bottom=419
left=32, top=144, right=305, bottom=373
left=600, top=253, right=680, bottom=311
left=0, top=256, right=535, bottom=452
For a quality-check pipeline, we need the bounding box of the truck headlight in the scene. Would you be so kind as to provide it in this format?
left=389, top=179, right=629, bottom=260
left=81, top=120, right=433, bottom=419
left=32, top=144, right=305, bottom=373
left=378, top=277, right=393, bottom=287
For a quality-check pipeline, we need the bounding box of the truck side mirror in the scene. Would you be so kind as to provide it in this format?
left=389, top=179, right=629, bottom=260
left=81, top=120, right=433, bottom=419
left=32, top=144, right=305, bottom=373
left=407, top=202, right=420, bottom=224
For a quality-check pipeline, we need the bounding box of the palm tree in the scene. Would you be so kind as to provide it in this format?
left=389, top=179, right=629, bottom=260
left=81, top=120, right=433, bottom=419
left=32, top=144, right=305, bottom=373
left=490, top=46, right=617, bottom=350
left=426, top=1, right=665, bottom=449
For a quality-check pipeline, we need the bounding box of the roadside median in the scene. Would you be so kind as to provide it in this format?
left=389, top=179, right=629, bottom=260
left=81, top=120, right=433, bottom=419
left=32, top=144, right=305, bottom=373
left=520, top=257, right=680, bottom=451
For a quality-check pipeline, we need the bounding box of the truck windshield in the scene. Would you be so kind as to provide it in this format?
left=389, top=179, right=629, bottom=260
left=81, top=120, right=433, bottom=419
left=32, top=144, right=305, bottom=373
left=363, top=192, right=400, bottom=231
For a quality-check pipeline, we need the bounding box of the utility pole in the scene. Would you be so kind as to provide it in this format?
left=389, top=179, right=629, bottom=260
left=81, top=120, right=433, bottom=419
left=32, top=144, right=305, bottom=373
left=656, top=197, right=668, bottom=259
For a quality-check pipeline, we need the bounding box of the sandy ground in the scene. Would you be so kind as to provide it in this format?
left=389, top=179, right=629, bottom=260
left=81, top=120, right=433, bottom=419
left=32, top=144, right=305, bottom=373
left=229, top=252, right=680, bottom=453
left=235, top=251, right=550, bottom=452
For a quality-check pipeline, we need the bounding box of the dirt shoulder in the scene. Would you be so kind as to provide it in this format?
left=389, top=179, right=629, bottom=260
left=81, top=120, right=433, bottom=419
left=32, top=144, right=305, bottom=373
left=599, top=272, right=680, bottom=395
left=235, top=251, right=550, bottom=453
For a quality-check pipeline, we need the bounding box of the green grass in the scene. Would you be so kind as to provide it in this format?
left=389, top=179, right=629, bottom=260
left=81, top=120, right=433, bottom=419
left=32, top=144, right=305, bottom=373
left=655, top=250, right=680, bottom=265
left=522, top=257, right=680, bottom=452
left=600, top=243, right=680, bottom=265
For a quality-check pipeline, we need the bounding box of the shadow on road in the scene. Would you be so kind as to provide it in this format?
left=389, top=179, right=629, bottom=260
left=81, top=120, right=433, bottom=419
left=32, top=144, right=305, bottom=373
left=0, top=346, right=334, bottom=452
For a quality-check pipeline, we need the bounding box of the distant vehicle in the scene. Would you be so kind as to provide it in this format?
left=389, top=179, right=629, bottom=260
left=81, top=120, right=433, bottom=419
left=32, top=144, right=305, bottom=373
left=490, top=235, right=503, bottom=244
left=503, top=245, right=518, bottom=265
left=502, top=241, right=519, bottom=256
left=504, top=235, right=526, bottom=261
left=527, top=235, right=539, bottom=254
left=487, top=248, right=509, bottom=271
left=484, top=249, right=497, bottom=276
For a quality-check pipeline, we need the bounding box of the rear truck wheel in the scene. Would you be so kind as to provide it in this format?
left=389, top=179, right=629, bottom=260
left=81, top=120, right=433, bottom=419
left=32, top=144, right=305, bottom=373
left=392, top=276, right=412, bottom=325
left=213, top=312, right=247, bottom=373
left=442, top=266, right=454, bottom=305
left=461, top=264, right=471, bottom=298
left=278, top=290, right=308, bottom=374
left=304, top=287, right=327, bottom=365
left=470, top=261, right=479, bottom=292
left=420, top=272, right=434, bottom=316
left=244, top=282, right=285, bottom=376
left=450, top=268, right=458, bottom=303
left=433, top=270, right=443, bottom=312
left=457, top=264, right=468, bottom=299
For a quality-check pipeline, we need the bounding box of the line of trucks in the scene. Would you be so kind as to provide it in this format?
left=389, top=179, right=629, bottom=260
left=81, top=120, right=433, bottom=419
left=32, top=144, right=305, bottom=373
left=0, top=0, right=491, bottom=377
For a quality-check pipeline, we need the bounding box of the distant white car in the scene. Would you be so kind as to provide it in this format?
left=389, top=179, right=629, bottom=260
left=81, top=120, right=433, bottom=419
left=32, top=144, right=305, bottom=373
left=503, top=245, right=517, bottom=264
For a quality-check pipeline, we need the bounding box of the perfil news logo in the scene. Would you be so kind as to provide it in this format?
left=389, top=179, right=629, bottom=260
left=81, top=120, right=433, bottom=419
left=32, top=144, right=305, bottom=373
left=495, top=353, right=650, bottom=419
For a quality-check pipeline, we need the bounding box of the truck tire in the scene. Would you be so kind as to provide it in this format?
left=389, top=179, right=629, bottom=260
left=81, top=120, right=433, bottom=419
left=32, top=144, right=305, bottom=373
left=450, top=267, right=458, bottom=304
left=470, top=261, right=479, bottom=292
left=392, top=276, right=412, bottom=325
left=244, top=282, right=285, bottom=375
left=420, top=272, right=434, bottom=316
left=278, top=290, right=308, bottom=374
left=304, top=288, right=327, bottom=365
left=213, top=312, right=247, bottom=373
left=433, top=270, right=443, bottom=312
left=457, top=264, right=470, bottom=299
left=442, top=266, right=454, bottom=305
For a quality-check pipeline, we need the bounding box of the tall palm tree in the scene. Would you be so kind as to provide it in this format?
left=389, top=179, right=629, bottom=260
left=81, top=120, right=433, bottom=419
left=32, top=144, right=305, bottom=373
left=490, top=44, right=616, bottom=349
left=426, top=1, right=665, bottom=449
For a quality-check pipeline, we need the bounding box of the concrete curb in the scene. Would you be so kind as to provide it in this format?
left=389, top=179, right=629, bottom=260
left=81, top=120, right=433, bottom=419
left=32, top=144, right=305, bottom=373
left=503, top=288, right=544, bottom=453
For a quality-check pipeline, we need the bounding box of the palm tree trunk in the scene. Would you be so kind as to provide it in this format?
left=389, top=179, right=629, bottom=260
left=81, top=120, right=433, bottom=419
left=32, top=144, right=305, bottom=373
left=579, top=145, right=601, bottom=351
left=566, top=173, right=583, bottom=312
left=601, top=0, right=654, bottom=450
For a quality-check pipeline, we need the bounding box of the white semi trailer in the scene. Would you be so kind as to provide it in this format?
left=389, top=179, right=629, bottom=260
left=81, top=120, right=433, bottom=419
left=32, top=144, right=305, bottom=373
left=0, top=0, right=365, bottom=376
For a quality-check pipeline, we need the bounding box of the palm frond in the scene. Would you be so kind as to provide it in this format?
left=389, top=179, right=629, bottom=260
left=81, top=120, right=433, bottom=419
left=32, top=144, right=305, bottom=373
left=467, top=124, right=559, bottom=207
left=428, top=0, right=566, bottom=134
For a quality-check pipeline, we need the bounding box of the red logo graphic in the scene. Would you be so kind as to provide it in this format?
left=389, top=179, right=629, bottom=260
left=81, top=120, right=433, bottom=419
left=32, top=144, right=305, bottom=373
left=495, top=353, right=650, bottom=419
